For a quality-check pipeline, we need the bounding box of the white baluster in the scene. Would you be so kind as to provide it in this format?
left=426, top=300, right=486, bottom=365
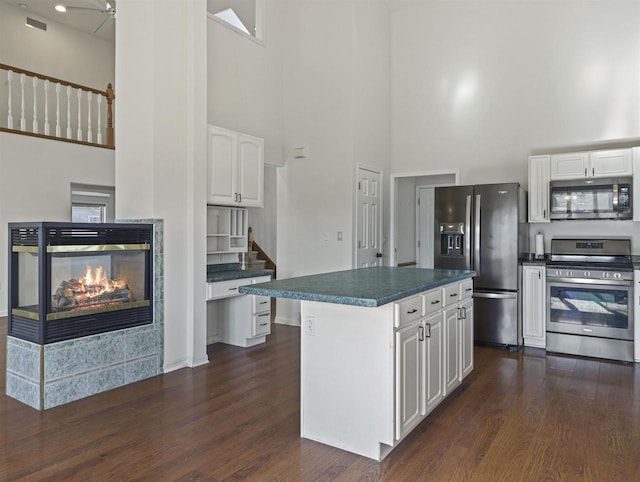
left=96, top=94, right=103, bottom=144
left=7, top=70, right=13, bottom=129
left=55, top=83, right=61, bottom=137
left=87, top=91, right=93, bottom=143
left=77, top=89, right=82, bottom=141
left=32, top=77, right=39, bottom=133
left=20, top=73, right=26, bottom=131
left=66, top=85, right=72, bottom=139
left=44, top=80, right=50, bottom=136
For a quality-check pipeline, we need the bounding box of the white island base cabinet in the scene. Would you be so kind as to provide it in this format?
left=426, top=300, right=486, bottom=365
left=300, top=278, right=473, bottom=461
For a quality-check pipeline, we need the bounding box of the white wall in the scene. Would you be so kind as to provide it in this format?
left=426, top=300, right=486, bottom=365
left=0, top=2, right=115, bottom=88
left=390, top=2, right=640, bottom=185
left=274, top=1, right=391, bottom=324
left=115, top=0, right=208, bottom=371
left=395, top=177, right=416, bottom=264
left=0, top=132, right=115, bottom=315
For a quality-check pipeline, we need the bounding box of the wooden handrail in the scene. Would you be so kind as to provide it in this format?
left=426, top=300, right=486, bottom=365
left=0, top=63, right=108, bottom=97
left=0, top=63, right=115, bottom=148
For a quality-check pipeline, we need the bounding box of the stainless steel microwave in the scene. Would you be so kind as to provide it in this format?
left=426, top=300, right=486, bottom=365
left=549, top=177, right=632, bottom=220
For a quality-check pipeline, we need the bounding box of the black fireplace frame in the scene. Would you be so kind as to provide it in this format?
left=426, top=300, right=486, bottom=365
left=8, top=222, right=154, bottom=344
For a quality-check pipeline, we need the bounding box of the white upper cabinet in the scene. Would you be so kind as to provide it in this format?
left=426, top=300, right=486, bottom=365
left=550, top=148, right=632, bottom=180
left=589, top=148, right=633, bottom=178
left=528, top=155, right=550, bottom=223
left=208, top=125, right=264, bottom=208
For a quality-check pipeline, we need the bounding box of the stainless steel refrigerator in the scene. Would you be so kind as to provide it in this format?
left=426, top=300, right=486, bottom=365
left=434, top=183, right=528, bottom=349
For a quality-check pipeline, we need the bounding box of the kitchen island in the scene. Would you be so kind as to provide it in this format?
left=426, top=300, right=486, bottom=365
left=239, top=267, right=475, bottom=460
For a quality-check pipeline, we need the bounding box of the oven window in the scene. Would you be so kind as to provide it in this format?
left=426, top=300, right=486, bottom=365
left=549, top=285, right=629, bottom=329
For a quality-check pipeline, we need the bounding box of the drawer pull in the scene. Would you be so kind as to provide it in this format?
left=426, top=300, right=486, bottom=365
left=258, top=313, right=269, bottom=317
left=259, top=322, right=268, bottom=327
left=465, top=288, right=473, bottom=292
left=407, top=308, right=418, bottom=314
left=259, top=301, right=268, bottom=305
left=449, top=293, right=458, bottom=297
left=430, top=300, right=440, bottom=305
left=229, top=287, right=238, bottom=291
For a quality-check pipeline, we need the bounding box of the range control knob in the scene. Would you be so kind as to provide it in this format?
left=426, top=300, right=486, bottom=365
left=583, top=271, right=591, bottom=278
left=613, top=272, right=622, bottom=280
left=603, top=272, right=611, bottom=279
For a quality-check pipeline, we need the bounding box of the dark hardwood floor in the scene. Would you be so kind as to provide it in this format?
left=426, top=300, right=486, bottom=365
left=1, top=317, right=639, bottom=481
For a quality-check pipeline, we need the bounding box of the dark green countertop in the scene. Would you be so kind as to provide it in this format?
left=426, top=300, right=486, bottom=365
left=238, top=267, right=475, bottom=307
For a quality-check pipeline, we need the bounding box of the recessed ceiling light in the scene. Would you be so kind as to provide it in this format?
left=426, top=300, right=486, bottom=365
left=18, top=3, right=28, bottom=9
left=54, top=5, right=67, bottom=13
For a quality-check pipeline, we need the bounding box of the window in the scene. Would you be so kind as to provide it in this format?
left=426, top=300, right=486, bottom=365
left=70, top=184, right=115, bottom=223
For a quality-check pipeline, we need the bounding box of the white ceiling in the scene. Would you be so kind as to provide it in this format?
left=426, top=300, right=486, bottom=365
left=2, top=0, right=116, bottom=42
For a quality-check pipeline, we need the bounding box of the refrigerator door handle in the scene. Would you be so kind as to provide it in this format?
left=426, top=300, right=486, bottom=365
left=474, top=194, right=481, bottom=276
left=465, top=194, right=472, bottom=269
left=473, top=292, right=518, bottom=300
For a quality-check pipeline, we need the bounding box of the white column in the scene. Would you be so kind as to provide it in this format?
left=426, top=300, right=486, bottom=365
left=77, top=89, right=83, bottom=141
left=19, top=73, right=26, bottom=131
left=32, top=77, right=39, bottom=133
left=66, top=85, right=72, bottom=139
left=97, top=94, right=103, bottom=144
left=44, top=79, right=50, bottom=136
left=55, top=83, right=62, bottom=137
left=7, top=70, right=13, bottom=129
left=87, top=91, right=93, bottom=143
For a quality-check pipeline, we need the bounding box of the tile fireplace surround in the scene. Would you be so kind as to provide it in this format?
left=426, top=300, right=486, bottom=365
left=6, top=219, right=164, bottom=410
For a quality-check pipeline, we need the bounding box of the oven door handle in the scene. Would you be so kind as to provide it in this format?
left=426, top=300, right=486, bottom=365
left=547, top=277, right=632, bottom=287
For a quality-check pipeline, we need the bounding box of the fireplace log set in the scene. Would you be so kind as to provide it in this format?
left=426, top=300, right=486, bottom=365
left=52, top=278, right=134, bottom=311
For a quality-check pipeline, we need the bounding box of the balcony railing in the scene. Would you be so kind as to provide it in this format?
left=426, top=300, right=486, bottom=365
left=0, top=63, right=114, bottom=149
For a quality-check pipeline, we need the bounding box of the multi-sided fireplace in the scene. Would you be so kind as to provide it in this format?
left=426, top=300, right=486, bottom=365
left=9, top=222, right=153, bottom=344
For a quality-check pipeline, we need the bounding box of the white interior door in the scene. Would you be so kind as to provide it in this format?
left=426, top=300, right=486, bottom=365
left=417, top=187, right=434, bottom=268
left=356, top=166, right=383, bottom=267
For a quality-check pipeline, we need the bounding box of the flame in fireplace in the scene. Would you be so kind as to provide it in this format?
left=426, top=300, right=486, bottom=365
left=52, top=265, right=133, bottom=311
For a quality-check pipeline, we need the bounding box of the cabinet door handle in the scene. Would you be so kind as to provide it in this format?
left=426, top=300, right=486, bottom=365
left=238, top=193, right=242, bottom=203
left=425, top=323, right=431, bottom=338
left=592, top=167, right=595, bottom=176
left=458, top=306, right=467, bottom=320
left=584, top=168, right=587, bottom=177
left=538, top=271, right=541, bottom=280
left=418, top=325, right=424, bottom=341
left=543, top=209, right=546, bottom=218
left=431, top=300, right=440, bottom=305
left=407, top=308, right=418, bottom=314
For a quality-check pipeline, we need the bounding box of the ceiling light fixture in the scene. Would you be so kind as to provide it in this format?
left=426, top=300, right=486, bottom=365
left=54, top=5, right=67, bottom=13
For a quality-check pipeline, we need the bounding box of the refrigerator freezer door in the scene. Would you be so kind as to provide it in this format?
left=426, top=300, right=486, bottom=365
left=473, top=291, right=521, bottom=347
left=434, top=186, right=474, bottom=271
left=473, top=183, right=520, bottom=291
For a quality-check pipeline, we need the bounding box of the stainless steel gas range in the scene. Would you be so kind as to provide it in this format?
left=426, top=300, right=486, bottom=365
left=546, top=238, right=634, bottom=362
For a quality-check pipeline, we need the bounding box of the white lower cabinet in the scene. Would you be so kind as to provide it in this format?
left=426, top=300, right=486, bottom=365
left=522, top=265, right=546, bottom=348
left=460, top=297, right=474, bottom=379
left=395, top=320, right=422, bottom=440
left=394, top=279, right=474, bottom=443
left=208, top=275, right=271, bottom=348
left=423, top=312, right=444, bottom=415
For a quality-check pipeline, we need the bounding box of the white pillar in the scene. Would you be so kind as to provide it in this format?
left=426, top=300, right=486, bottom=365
left=115, top=0, right=208, bottom=371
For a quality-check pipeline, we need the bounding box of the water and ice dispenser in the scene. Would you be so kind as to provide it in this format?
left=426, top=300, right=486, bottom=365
left=439, top=223, right=465, bottom=257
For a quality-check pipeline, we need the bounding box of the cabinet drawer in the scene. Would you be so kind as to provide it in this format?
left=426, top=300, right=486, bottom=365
left=423, top=289, right=443, bottom=316
left=460, top=278, right=474, bottom=300
left=252, top=312, right=271, bottom=337
left=442, top=283, right=461, bottom=307
left=253, top=295, right=271, bottom=313
left=207, top=279, right=248, bottom=300
left=394, top=296, right=422, bottom=328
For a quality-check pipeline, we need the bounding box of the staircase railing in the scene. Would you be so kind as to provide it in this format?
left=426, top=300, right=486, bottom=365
left=0, top=63, right=114, bottom=149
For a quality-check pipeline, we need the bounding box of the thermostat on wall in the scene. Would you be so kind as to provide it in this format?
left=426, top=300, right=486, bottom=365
left=293, top=147, right=308, bottom=159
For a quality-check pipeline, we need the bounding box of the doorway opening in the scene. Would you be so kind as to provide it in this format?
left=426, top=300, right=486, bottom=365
left=390, top=171, right=459, bottom=268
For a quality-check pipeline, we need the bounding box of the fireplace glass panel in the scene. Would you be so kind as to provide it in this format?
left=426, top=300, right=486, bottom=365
left=49, top=250, right=148, bottom=317
left=17, top=251, right=39, bottom=309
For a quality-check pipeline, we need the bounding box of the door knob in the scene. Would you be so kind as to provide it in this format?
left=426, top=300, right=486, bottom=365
left=376, top=253, right=383, bottom=258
